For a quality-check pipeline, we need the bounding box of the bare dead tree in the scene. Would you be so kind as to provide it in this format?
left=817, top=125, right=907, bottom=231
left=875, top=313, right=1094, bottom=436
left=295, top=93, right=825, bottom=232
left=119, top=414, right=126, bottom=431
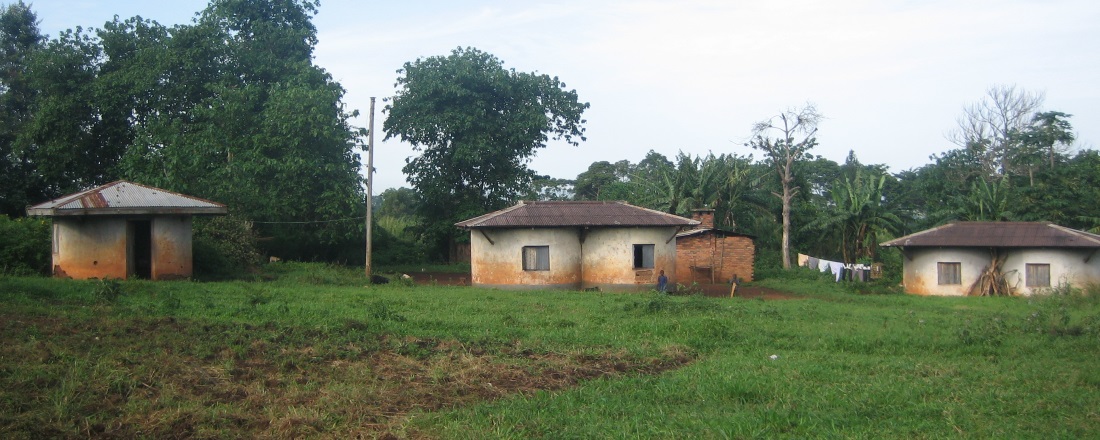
left=748, top=104, right=821, bottom=270
left=947, top=84, right=1045, bottom=179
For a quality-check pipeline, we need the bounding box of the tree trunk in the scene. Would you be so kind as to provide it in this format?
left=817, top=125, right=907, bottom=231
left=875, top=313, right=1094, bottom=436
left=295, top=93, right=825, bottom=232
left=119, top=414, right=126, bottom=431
left=781, top=182, right=792, bottom=270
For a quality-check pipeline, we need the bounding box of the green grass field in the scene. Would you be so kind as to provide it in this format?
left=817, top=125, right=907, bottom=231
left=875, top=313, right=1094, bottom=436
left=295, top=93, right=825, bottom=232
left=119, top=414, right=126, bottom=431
left=2, top=263, right=1099, bottom=438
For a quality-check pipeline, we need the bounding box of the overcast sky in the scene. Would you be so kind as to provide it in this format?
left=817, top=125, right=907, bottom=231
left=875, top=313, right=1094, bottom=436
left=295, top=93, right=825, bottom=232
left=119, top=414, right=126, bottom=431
left=34, top=0, right=1100, bottom=191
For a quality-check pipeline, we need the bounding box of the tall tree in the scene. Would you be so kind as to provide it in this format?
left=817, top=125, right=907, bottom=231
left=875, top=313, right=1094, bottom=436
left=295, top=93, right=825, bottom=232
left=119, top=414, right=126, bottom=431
left=574, top=161, right=624, bottom=200
left=0, top=1, right=44, bottom=216
left=384, top=47, right=588, bottom=259
left=947, top=84, right=1044, bottom=179
left=805, top=168, right=901, bottom=263
left=747, top=104, right=821, bottom=269
left=108, top=0, right=365, bottom=259
left=1010, top=111, right=1075, bottom=184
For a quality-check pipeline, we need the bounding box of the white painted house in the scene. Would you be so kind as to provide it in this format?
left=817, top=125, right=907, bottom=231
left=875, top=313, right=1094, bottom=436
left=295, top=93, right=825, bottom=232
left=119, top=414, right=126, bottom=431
left=880, top=222, right=1100, bottom=296
left=455, top=201, right=698, bottom=291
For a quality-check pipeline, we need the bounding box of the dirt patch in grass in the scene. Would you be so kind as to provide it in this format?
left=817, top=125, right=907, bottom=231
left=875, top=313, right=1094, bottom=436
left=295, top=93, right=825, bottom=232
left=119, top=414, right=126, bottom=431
left=0, top=314, right=694, bottom=438
left=405, top=271, right=471, bottom=286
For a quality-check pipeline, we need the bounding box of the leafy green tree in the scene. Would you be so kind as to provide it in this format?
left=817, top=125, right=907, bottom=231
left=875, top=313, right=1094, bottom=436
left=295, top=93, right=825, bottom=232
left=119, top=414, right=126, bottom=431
left=959, top=177, right=1013, bottom=222
left=0, top=1, right=45, bottom=216
left=1009, top=111, right=1075, bottom=185
left=805, top=168, right=901, bottom=263
left=1014, top=149, right=1100, bottom=228
left=748, top=104, right=821, bottom=269
left=116, top=0, right=364, bottom=260
left=378, top=187, right=419, bottom=218
left=575, top=161, right=625, bottom=200
left=525, top=175, right=575, bottom=201
left=384, top=47, right=588, bottom=259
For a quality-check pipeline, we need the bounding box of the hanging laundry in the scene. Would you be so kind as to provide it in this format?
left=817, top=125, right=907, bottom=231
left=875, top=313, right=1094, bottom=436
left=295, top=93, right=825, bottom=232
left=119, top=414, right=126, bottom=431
left=797, top=254, right=809, bottom=267
left=829, top=261, right=845, bottom=282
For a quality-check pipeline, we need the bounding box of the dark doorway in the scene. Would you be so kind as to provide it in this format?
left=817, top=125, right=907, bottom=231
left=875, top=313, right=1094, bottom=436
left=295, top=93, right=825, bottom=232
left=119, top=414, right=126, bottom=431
left=129, top=220, right=152, bottom=279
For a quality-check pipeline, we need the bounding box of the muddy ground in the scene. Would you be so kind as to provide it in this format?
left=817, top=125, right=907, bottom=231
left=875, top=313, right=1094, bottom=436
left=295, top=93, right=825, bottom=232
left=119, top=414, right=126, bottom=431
left=406, top=272, right=801, bottom=300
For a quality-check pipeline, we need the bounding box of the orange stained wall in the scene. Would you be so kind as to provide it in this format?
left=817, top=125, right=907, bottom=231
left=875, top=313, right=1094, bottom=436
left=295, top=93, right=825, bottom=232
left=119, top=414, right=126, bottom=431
left=51, top=215, right=195, bottom=280
left=151, top=216, right=193, bottom=280
left=579, top=227, right=678, bottom=291
left=675, top=232, right=755, bottom=285
left=469, top=227, right=583, bottom=289
left=467, top=226, right=679, bottom=291
left=53, top=217, right=129, bottom=279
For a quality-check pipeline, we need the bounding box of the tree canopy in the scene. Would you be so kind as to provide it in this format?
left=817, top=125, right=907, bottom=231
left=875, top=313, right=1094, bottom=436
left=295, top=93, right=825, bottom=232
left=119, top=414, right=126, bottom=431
left=1, top=0, right=365, bottom=261
left=384, top=47, right=589, bottom=259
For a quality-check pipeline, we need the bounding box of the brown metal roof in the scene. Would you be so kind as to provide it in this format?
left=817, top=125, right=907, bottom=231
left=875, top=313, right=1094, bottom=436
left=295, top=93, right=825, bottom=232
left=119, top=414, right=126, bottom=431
left=455, top=201, right=699, bottom=229
left=880, top=222, right=1100, bottom=248
left=27, top=180, right=228, bottom=217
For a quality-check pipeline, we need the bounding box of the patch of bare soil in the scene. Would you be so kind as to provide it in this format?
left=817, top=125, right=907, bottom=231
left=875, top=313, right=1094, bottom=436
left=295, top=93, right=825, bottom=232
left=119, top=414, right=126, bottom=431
left=406, top=271, right=470, bottom=286
left=1, top=314, right=694, bottom=439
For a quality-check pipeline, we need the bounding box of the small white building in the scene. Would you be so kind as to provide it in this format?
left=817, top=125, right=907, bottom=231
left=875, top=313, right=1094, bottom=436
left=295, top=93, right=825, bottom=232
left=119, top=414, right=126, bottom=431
left=455, top=201, right=698, bottom=291
left=27, top=181, right=227, bottom=280
left=880, top=222, right=1100, bottom=296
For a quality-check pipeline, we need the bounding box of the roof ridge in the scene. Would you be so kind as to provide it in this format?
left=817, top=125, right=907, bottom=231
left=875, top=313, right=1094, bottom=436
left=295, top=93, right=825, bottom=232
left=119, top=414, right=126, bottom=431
left=1046, top=223, right=1100, bottom=245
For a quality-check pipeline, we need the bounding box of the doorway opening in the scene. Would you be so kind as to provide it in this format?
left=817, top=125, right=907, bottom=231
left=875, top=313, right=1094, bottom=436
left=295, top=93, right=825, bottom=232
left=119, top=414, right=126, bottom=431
left=128, top=220, right=152, bottom=279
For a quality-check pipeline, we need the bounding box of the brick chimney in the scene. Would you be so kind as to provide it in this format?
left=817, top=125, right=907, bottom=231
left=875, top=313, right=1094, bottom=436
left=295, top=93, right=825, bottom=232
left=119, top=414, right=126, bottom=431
left=691, top=209, right=715, bottom=229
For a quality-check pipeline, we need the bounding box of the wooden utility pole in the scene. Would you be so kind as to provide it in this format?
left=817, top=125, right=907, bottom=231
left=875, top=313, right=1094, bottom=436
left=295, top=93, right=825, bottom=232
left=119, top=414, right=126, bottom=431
left=365, top=97, right=376, bottom=278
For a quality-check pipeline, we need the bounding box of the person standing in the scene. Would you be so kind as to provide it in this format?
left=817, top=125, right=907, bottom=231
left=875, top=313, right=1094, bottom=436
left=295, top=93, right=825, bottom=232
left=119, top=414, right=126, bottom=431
left=657, top=270, right=668, bottom=293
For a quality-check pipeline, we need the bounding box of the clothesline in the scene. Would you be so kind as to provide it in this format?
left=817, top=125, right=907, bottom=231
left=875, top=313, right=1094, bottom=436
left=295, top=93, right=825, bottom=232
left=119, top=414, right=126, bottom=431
left=796, top=253, right=872, bottom=282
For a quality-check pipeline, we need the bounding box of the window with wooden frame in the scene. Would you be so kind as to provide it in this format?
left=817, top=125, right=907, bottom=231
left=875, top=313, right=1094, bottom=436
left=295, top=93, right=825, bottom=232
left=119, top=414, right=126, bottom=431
left=633, top=244, right=655, bottom=269
left=1026, top=263, right=1050, bottom=288
left=937, top=262, right=961, bottom=285
left=522, top=246, right=550, bottom=271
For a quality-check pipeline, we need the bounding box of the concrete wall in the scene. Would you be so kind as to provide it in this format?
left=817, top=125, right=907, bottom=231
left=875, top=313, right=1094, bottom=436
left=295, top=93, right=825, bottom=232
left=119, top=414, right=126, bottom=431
left=53, top=217, right=129, bottom=279
left=580, top=227, right=678, bottom=291
left=903, top=247, right=1100, bottom=296
left=468, top=226, right=679, bottom=291
left=52, top=215, right=195, bottom=280
left=151, top=216, right=193, bottom=280
left=676, top=232, right=755, bottom=285
left=1002, top=248, right=1100, bottom=295
left=470, top=228, right=583, bottom=290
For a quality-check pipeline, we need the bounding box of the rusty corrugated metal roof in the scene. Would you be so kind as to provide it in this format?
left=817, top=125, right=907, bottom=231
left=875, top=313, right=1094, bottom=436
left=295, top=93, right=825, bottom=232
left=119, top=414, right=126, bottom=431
left=27, top=181, right=228, bottom=217
left=880, top=222, right=1100, bottom=248
left=455, top=201, right=699, bottom=229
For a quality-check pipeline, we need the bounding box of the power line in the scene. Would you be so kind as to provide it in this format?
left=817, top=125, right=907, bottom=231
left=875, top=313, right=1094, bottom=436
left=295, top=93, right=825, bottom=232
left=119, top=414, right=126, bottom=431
left=250, top=216, right=366, bottom=225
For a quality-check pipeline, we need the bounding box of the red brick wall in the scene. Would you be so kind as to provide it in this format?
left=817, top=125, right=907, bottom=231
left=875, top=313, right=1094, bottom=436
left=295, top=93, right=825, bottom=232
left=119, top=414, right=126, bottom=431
left=675, top=232, right=754, bottom=285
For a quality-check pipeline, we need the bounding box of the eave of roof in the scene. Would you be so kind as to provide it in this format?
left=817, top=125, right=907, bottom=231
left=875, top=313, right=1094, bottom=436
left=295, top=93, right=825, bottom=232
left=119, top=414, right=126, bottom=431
left=676, top=227, right=756, bottom=239
left=26, top=180, right=228, bottom=217
left=455, top=201, right=699, bottom=229
left=880, top=222, right=1100, bottom=248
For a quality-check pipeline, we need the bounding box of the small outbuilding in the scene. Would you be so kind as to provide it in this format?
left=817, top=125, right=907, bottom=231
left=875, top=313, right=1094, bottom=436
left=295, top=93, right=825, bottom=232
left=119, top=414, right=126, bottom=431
left=27, top=180, right=227, bottom=280
left=455, top=201, right=698, bottom=291
left=675, top=209, right=755, bottom=285
left=880, top=222, right=1100, bottom=296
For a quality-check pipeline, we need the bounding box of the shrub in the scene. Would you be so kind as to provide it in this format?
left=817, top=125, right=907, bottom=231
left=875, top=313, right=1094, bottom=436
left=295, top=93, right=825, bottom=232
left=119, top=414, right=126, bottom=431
left=193, top=215, right=262, bottom=279
left=0, top=215, right=51, bottom=276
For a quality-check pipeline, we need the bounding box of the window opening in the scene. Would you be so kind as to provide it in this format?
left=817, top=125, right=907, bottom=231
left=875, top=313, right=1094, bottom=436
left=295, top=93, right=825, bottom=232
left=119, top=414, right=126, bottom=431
left=522, top=246, right=550, bottom=271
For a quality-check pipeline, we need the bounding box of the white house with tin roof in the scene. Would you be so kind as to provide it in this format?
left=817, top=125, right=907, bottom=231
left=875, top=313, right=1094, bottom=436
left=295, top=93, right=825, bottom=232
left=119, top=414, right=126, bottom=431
left=27, top=181, right=227, bottom=280
left=456, top=201, right=698, bottom=291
